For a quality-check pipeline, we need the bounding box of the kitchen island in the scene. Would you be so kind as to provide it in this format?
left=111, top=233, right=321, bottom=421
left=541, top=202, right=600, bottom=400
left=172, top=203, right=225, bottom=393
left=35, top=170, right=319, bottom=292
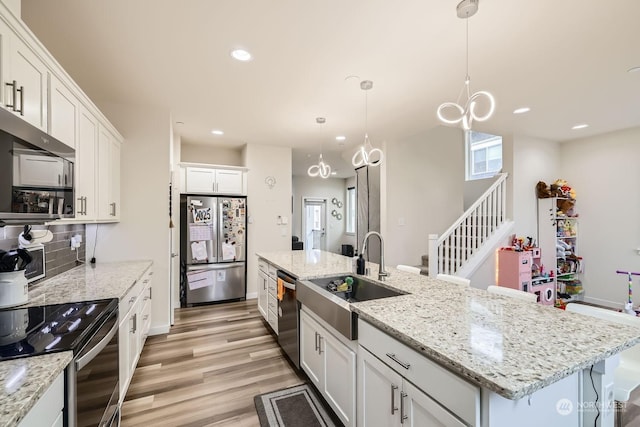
left=0, top=260, right=152, bottom=427
left=257, top=250, right=640, bottom=426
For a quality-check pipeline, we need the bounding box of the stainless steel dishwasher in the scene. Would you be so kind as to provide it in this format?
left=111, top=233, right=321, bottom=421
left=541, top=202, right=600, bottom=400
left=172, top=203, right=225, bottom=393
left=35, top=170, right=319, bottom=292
left=276, top=270, right=299, bottom=368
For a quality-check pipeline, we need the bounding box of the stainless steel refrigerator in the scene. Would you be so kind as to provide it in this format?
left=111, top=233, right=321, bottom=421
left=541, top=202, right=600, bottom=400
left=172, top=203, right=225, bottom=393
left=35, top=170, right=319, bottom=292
left=180, top=195, right=247, bottom=306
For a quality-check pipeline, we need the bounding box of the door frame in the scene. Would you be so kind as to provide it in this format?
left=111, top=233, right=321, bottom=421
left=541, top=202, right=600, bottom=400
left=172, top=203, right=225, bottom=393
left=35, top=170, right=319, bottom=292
left=301, top=196, right=328, bottom=251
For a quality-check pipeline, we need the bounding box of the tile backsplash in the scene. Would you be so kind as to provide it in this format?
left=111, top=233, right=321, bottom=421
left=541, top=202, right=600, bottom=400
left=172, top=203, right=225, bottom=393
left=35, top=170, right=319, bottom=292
left=0, top=224, right=86, bottom=282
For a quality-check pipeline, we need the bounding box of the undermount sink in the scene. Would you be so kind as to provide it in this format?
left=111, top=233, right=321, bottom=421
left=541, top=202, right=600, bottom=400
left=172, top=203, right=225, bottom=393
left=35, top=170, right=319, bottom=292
left=308, top=275, right=405, bottom=303
left=297, top=275, right=405, bottom=340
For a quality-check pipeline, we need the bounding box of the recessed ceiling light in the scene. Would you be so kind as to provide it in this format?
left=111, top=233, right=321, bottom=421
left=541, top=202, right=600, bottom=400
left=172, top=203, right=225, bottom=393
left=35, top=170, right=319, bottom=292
left=513, top=107, right=530, bottom=114
left=331, top=171, right=337, bottom=175
left=627, top=66, right=640, bottom=73
left=571, top=124, right=589, bottom=130
left=230, top=49, right=252, bottom=61
left=336, top=136, right=346, bottom=141
left=211, top=129, right=224, bottom=135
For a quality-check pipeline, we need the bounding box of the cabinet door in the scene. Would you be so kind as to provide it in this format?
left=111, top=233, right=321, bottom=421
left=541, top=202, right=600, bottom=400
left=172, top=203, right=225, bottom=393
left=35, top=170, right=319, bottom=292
left=186, top=167, right=215, bottom=193
left=8, top=35, right=47, bottom=130
left=97, top=125, right=121, bottom=221
left=76, top=107, right=98, bottom=220
left=323, top=331, right=356, bottom=427
left=257, top=270, right=268, bottom=320
left=49, top=75, right=78, bottom=149
left=215, top=169, right=243, bottom=194
left=402, top=380, right=465, bottom=427
left=128, top=300, right=140, bottom=376
left=118, top=313, right=130, bottom=403
left=358, top=347, right=401, bottom=427
left=300, top=310, right=324, bottom=390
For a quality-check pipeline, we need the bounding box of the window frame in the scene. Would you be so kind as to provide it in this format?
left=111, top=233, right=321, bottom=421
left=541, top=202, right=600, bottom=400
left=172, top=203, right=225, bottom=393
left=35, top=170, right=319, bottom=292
left=466, top=131, right=503, bottom=181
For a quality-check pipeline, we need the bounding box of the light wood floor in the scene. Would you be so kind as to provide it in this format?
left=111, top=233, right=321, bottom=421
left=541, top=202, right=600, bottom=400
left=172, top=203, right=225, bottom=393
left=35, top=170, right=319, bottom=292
left=121, top=300, right=304, bottom=426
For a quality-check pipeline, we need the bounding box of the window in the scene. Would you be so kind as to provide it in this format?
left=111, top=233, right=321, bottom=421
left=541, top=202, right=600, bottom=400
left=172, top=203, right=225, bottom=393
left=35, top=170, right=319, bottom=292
left=346, top=187, right=356, bottom=234
left=466, top=131, right=502, bottom=181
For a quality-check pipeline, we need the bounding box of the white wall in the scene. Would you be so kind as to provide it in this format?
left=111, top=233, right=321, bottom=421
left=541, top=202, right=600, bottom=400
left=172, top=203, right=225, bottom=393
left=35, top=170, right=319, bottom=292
left=181, top=143, right=243, bottom=166
left=512, top=135, right=561, bottom=239
left=243, top=144, right=292, bottom=297
left=559, top=127, right=640, bottom=307
left=86, top=103, right=172, bottom=335
left=384, top=126, right=464, bottom=268
left=292, top=175, right=349, bottom=254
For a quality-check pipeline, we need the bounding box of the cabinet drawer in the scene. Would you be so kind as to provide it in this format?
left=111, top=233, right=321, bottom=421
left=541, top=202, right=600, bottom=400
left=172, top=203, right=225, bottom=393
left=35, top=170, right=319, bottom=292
left=268, top=310, right=278, bottom=334
left=358, top=320, right=480, bottom=427
left=268, top=278, right=277, bottom=294
left=258, top=258, right=268, bottom=273
left=268, top=293, right=278, bottom=313
left=119, top=279, right=143, bottom=321
left=267, top=264, right=277, bottom=279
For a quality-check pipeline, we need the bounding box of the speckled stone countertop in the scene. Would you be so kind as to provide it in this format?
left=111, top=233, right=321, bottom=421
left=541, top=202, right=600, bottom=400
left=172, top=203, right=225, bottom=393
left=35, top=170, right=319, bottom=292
left=0, top=352, right=72, bottom=427
left=25, top=260, right=153, bottom=307
left=258, top=250, right=640, bottom=400
left=0, top=260, right=152, bottom=426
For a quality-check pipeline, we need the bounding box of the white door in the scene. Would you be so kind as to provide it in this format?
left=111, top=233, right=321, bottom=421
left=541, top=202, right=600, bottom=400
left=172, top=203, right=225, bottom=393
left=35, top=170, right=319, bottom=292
left=303, top=198, right=327, bottom=251
left=403, top=380, right=465, bottom=427
left=323, top=332, right=356, bottom=427
left=300, top=310, right=324, bottom=390
left=358, top=347, right=401, bottom=427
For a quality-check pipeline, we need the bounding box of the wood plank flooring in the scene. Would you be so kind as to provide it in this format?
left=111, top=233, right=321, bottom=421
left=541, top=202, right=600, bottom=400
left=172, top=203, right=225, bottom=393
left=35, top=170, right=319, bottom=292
left=121, top=300, right=304, bottom=426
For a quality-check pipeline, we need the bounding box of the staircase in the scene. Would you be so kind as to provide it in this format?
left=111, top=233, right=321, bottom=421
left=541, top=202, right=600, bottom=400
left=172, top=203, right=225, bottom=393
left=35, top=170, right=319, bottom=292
left=425, top=173, right=513, bottom=278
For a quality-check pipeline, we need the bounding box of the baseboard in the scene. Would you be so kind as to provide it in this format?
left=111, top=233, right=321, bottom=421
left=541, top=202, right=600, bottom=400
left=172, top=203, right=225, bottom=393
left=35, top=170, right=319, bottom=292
left=246, top=292, right=257, bottom=299
left=149, top=324, right=171, bottom=336
left=582, top=296, right=622, bottom=310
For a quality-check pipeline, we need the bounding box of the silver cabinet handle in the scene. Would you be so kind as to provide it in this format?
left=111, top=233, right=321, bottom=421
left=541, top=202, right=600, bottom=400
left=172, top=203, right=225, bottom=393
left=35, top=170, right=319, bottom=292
left=314, top=331, right=319, bottom=352
left=17, top=85, right=23, bottom=115
left=386, top=353, right=410, bottom=370
left=400, top=391, right=408, bottom=424
left=110, top=202, right=117, bottom=216
left=77, top=197, right=84, bottom=215
left=83, top=197, right=87, bottom=215
left=318, top=335, right=323, bottom=354
left=130, top=313, right=137, bottom=333
left=391, top=384, right=398, bottom=415
left=148, top=287, right=152, bottom=300
left=5, top=80, right=17, bottom=110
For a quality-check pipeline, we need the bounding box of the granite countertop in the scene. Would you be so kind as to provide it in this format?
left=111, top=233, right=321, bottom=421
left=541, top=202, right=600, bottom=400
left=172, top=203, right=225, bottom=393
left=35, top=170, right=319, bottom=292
left=25, top=260, right=153, bottom=307
left=258, top=250, right=640, bottom=400
left=0, top=352, right=72, bottom=427
left=0, top=260, right=153, bottom=426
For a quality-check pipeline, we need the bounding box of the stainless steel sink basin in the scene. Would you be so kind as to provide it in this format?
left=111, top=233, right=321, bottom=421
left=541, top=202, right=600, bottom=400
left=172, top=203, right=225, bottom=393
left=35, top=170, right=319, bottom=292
left=297, top=275, right=405, bottom=340
left=308, top=275, right=404, bottom=302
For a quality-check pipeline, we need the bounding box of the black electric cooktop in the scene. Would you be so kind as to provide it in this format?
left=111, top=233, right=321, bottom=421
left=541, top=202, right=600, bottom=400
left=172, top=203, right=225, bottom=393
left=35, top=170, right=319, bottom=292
left=0, top=299, right=118, bottom=361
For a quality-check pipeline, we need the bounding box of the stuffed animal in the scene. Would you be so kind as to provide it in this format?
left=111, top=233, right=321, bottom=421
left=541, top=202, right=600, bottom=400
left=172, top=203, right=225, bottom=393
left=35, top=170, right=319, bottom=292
left=536, top=181, right=552, bottom=198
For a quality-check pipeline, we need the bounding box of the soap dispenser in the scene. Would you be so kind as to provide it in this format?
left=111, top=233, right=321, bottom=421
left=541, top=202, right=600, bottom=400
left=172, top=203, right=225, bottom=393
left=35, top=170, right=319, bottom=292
left=356, top=254, right=365, bottom=275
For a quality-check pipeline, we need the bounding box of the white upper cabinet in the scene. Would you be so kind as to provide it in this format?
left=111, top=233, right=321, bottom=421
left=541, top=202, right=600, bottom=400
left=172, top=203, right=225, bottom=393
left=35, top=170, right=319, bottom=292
left=6, top=32, right=48, bottom=130
left=76, top=105, right=98, bottom=220
left=49, top=74, right=78, bottom=149
left=184, top=166, right=245, bottom=195
left=97, top=125, right=121, bottom=221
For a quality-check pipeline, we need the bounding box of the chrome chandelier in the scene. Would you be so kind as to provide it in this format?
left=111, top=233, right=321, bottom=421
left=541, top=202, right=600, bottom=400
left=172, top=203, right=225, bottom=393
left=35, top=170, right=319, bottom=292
left=437, top=0, right=495, bottom=131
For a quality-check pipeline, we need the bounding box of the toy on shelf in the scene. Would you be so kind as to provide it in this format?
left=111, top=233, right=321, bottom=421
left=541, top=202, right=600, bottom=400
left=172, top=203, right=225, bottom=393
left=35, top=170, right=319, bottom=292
left=616, top=270, right=640, bottom=315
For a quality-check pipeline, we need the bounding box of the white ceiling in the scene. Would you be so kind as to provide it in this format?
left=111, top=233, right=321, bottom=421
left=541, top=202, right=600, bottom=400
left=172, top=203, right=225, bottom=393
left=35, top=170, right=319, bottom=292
left=21, top=0, right=640, bottom=178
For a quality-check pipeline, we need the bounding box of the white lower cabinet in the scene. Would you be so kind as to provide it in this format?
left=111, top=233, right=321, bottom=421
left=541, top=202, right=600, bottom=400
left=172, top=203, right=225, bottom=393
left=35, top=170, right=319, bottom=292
left=18, top=371, right=64, bottom=427
left=358, top=319, right=480, bottom=427
left=359, top=348, right=465, bottom=427
left=257, top=266, right=268, bottom=320
left=257, top=258, right=278, bottom=334
left=300, top=307, right=356, bottom=427
left=119, top=266, right=153, bottom=402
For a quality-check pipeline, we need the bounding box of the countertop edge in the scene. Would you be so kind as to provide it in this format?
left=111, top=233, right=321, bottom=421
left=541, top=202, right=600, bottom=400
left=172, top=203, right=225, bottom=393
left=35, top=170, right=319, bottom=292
left=0, top=351, right=72, bottom=427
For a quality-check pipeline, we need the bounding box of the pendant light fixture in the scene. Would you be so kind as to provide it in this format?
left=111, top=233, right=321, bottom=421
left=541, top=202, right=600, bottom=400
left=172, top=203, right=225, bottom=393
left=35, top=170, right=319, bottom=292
left=437, top=0, right=495, bottom=131
left=308, top=117, right=332, bottom=179
left=352, top=80, right=383, bottom=168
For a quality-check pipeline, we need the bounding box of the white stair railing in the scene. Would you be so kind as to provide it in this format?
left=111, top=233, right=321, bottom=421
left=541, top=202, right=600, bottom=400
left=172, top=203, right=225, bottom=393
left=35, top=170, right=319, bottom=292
left=429, top=173, right=508, bottom=277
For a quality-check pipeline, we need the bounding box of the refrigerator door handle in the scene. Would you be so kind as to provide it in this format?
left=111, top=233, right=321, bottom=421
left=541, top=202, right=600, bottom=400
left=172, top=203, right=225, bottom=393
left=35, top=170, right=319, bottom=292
left=186, top=262, right=245, bottom=271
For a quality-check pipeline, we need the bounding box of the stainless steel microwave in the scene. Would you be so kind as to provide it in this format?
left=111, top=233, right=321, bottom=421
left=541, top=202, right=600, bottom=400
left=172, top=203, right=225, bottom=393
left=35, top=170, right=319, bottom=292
left=0, top=107, right=75, bottom=225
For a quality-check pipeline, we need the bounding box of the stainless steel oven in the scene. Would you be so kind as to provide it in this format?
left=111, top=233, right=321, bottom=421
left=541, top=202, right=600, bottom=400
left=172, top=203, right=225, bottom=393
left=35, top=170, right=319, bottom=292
left=277, top=270, right=299, bottom=369
left=66, top=300, right=120, bottom=427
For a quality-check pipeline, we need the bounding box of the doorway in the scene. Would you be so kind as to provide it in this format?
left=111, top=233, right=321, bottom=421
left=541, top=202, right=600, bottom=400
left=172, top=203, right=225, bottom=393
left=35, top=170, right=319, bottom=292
left=302, top=198, right=327, bottom=251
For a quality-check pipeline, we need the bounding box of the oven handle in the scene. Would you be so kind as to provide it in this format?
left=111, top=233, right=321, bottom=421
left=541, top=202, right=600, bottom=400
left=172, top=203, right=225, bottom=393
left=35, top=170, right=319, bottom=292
left=75, top=319, right=118, bottom=371
left=282, top=281, right=295, bottom=291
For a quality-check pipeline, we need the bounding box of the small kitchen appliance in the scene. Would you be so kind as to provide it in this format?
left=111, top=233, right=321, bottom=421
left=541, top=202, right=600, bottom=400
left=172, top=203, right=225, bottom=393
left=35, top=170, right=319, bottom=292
left=0, top=248, right=32, bottom=308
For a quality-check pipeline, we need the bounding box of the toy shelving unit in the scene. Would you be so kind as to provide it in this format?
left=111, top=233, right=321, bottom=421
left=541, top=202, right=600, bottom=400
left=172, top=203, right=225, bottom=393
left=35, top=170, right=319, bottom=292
left=537, top=197, right=584, bottom=306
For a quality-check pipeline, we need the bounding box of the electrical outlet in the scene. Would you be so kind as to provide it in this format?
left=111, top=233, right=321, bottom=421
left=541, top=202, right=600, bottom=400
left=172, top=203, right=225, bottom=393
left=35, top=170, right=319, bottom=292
left=70, top=236, right=81, bottom=250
